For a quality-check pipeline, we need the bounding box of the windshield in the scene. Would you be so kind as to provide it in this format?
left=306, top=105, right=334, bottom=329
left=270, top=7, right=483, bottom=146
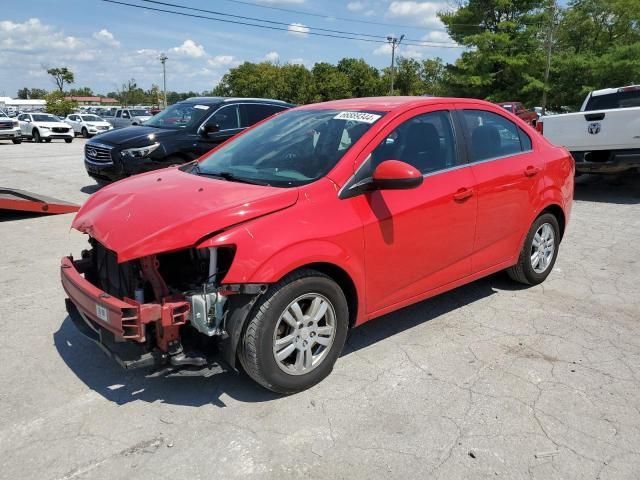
left=130, top=109, right=150, bottom=116
left=145, top=102, right=212, bottom=129
left=500, top=104, right=514, bottom=112
left=81, top=115, right=103, bottom=122
left=32, top=114, right=58, bottom=122
left=195, top=109, right=385, bottom=187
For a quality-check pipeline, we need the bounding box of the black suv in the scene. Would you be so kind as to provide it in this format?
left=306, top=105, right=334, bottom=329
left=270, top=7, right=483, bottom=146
left=83, top=97, right=294, bottom=184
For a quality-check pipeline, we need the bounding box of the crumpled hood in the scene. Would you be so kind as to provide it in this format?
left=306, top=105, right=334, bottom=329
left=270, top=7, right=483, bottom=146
left=72, top=168, right=299, bottom=262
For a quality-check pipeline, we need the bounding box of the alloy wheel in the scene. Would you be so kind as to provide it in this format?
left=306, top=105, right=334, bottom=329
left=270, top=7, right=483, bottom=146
left=530, top=223, right=555, bottom=273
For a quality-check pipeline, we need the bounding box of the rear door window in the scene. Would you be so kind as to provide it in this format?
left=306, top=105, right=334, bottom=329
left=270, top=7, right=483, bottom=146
left=462, top=110, right=531, bottom=162
left=240, top=104, right=288, bottom=127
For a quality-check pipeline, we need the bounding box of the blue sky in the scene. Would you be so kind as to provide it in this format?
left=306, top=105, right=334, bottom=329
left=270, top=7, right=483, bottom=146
left=0, top=0, right=464, bottom=97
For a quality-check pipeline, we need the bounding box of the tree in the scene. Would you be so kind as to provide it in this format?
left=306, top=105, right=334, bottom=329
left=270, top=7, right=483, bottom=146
left=421, top=58, right=447, bottom=96
left=336, top=58, right=383, bottom=97
left=47, top=67, right=75, bottom=93
left=310, top=63, right=352, bottom=101
left=45, top=91, right=77, bottom=116
left=16, top=88, right=48, bottom=99
left=439, top=0, right=550, bottom=105
left=68, top=87, right=94, bottom=97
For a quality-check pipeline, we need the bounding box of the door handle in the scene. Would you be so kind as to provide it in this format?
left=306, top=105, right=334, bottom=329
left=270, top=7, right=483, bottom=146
left=524, top=166, right=541, bottom=177
left=453, top=187, right=474, bottom=202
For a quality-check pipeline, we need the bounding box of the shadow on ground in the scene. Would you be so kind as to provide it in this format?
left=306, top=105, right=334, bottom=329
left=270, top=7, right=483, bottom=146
left=54, top=273, right=516, bottom=407
left=574, top=172, right=640, bottom=204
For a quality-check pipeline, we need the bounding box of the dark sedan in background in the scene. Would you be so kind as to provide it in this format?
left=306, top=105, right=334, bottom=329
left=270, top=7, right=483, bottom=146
left=83, top=97, right=294, bottom=184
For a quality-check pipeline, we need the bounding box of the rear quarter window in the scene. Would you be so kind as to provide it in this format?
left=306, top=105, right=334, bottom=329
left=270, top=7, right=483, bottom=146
left=585, top=90, right=640, bottom=111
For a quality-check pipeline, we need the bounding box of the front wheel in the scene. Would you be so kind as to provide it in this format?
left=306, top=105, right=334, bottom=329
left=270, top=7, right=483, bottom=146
left=32, top=129, right=42, bottom=143
left=239, top=269, right=349, bottom=394
left=12, top=138, right=22, bottom=144
left=82, top=127, right=90, bottom=138
left=507, top=213, right=560, bottom=285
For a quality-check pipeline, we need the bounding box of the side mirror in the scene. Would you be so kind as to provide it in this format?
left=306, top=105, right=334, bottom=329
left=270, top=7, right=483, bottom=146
left=201, top=122, right=220, bottom=136
left=371, top=160, right=423, bottom=190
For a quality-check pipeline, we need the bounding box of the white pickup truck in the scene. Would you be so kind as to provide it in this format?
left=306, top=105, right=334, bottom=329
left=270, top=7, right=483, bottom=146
left=538, top=85, right=640, bottom=174
left=107, top=108, right=152, bottom=129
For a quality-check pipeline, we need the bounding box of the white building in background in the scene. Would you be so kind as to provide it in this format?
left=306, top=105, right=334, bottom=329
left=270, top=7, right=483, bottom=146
left=0, top=97, right=47, bottom=114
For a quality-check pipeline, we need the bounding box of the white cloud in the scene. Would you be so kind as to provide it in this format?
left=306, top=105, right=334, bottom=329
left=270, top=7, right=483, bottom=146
left=288, top=58, right=305, bottom=65
left=287, top=23, right=309, bottom=37
left=169, top=39, right=206, bottom=58
left=207, top=55, right=239, bottom=67
left=422, top=30, right=452, bottom=43
left=264, top=51, right=279, bottom=62
left=0, top=18, right=83, bottom=52
left=347, top=1, right=365, bottom=11
left=386, top=1, right=445, bottom=27
left=92, top=29, right=120, bottom=48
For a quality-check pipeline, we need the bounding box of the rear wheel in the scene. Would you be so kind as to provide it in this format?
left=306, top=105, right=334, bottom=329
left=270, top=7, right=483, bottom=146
left=45, top=138, right=52, bottom=143
left=239, top=269, right=349, bottom=394
left=507, top=213, right=560, bottom=285
left=32, top=129, right=41, bottom=143
left=65, top=138, right=73, bottom=144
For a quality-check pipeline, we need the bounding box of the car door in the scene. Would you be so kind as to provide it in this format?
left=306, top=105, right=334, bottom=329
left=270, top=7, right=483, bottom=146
left=458, top=108, right=544, bottom=273
left=121, top=110, right=131, bottom=126
left=195, top=104, right=243, bottom=155
left=349, top=107, right=478, bottom=315
left=18, top=114, right=31, bottom=135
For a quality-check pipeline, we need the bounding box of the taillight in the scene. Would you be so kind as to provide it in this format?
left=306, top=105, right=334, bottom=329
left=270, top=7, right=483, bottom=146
left=536, top=121, right=544, bottom=134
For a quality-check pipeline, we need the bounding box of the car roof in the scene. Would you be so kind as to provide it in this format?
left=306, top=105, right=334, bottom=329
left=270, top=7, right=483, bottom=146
left=297, top=96, right=498, bottom=113
left=182, top=96, right=294, bottom=106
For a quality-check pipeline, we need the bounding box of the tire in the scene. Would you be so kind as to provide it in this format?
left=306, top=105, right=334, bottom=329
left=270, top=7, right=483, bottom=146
left=32, top=129, right=42, bottom=143
left=82, top=127, right=90, bottom=138
left=45, top=139, right=52, bottom=143
left=507, top=213, right=560, bottom=285
left=12, top=138, right=22, bottom=144
left=239, top=269, right=349, bottom=394
left=65, top=138, right=73, bottom=144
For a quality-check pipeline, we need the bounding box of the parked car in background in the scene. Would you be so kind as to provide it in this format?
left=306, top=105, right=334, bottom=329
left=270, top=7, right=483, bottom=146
left=0, top=109, right=22, bottom=144
left=497, top=102, right=538, bottom=126
left=63, top=96, right=573, bottom=393
left=17, top=112, right=74, bottom=143
left=65, top=113, right=113, bottom=138
left=537, top=85, right=640, bottom=174
left=84, top=96, right=293, bottom=184
left=107, top=108, right=152, bottom=129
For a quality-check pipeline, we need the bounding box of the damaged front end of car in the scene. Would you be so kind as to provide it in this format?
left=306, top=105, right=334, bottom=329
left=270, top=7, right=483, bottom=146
left=61, top=238, right=266, bottom=376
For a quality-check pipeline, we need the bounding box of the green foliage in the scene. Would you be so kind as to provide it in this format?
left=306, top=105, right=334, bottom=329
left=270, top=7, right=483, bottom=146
left=46, top=67, right=74, bottom=93
left=45, top=91, right=77, bottom=116
left=68, top=87, right=94, bottom=97
left=16, top=88, right=48, bottom=99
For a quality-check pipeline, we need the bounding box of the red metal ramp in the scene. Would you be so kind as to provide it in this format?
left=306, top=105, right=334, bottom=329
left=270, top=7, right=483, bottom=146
left=0, top=188, right=80, bottom=215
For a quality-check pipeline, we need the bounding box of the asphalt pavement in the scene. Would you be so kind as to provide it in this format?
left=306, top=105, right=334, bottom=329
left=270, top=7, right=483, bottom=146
left=1, top=139, right=639, bottom=479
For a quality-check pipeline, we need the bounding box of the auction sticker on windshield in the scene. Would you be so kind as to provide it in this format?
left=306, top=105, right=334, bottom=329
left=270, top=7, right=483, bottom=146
left=333, top=111, right=381, bottom=123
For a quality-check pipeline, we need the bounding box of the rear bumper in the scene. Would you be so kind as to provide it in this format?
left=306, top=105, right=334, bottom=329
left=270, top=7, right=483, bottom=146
left=571, top=149, right=640, bottom=173
left=60, top=256, right=189, bottom=343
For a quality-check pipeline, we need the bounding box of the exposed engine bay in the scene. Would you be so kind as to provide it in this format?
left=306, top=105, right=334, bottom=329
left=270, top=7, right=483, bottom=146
left=67, top=238, right=264, bottom=374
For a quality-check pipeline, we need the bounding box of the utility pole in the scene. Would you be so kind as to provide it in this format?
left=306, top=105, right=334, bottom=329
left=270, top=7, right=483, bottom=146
left=159, top=53, right=168, bottom=109
left=541, top=2, right=557, bottom=116
left=387, top=34, right=404, bottom=95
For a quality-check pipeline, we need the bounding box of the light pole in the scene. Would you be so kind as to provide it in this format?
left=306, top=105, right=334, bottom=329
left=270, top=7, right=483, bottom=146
left=159, top=53, right=168, bottom=108
left=387, top=34, right=404, bottom=95
left=541, top=2, right=557, bottom=116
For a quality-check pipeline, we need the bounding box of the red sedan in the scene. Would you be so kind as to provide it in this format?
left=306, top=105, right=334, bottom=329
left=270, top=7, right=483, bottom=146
left=62, top=97, right=574, bottom=393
